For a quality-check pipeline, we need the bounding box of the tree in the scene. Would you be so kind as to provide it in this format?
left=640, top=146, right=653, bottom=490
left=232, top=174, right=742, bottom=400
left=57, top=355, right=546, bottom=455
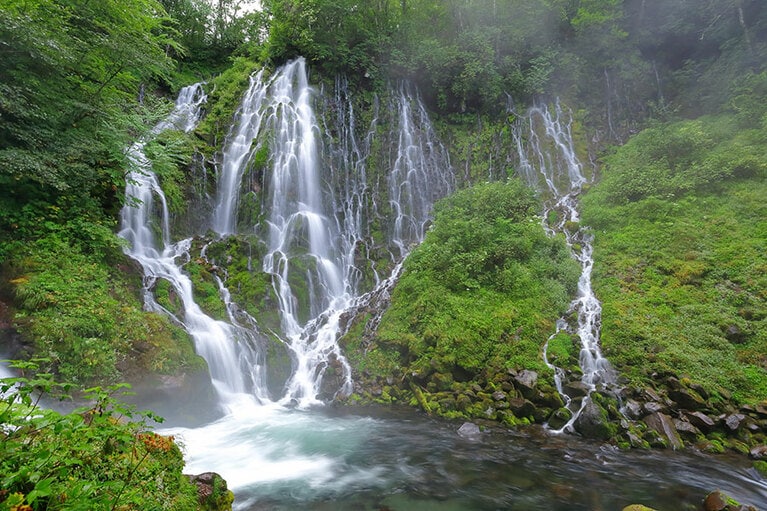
left=0, top=0, right=180, bottom=257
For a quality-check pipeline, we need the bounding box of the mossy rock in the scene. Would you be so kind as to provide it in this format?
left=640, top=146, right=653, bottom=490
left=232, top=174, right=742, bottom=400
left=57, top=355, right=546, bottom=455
left=188, top=472, right=234, bottom=511
left=753, top=460, right=767, bottom=478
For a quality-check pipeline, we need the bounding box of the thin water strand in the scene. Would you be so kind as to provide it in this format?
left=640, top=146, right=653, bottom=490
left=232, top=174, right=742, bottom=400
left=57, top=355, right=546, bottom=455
left=513, top=101, right=616, bottom=432
left=119, top=84, right=269, bottom=407
left=212, top=70, right=271, bottom=235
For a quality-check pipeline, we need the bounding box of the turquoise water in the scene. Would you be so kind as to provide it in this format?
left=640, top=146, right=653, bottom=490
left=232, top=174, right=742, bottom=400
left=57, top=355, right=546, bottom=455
left=164, top=404, right=767, bottom=511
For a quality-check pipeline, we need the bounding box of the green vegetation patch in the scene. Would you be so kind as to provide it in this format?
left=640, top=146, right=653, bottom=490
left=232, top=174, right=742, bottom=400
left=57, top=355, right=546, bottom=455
left=347, top=181, right=580, bottom=417
left=6, top=235, right=204, bottom=385
left=581, top=112, right=767, bottom=404
left=0, top=372, right=200, bottom=511
left=143, top=130, right=197, bottom=215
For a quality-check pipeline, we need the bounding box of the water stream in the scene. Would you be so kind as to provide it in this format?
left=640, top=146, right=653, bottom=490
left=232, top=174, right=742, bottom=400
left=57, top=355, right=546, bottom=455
left=513, top=101, right=618, bottom=432
left=119, top=84, right=268, bottom=408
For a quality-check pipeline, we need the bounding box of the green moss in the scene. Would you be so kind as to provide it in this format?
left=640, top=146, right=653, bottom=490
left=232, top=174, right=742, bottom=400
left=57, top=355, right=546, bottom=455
left=546, top=331, right=579, bottom=369
left=581, top=113, right=767, bottom=405
left=7, top=235, right=205, bottom=385
left=343, top=181, right=579, bottom=422
left=754, top=460, right=767, bottom=478
left=184, top=258, right=228, bottom=321
left=197, top=57, right=264, bottom=146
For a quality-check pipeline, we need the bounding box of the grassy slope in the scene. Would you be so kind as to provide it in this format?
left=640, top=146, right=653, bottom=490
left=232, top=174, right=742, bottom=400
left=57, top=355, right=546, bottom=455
left=581, top=114, right=767, bottom=405
left=343, top=181, right=581, bottom=419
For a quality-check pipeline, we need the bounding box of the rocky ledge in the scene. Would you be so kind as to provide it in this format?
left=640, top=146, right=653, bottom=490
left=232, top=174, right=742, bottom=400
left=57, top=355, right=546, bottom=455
left=343, top=365, right=767, bottom=463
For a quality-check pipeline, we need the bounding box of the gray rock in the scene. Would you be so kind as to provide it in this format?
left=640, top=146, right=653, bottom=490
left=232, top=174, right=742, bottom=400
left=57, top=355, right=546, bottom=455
left=457, top=422, right=481, bottom=440
left=673, top=418, right=701, bottom=437
left=563, top=381, right=590, bottom=398
left=492, top=390, right=507, bottom=401
left=508, top=397, right=535, bottom=418
left=686, top=411, right=716, bottom=432
left=644, top=412, right=684, bottom=450
left=749, top=445, right=767, bottom=459
left=725, top=413, right=747, bottom=431
left=547, top=407, right=572, bottom=430
left=623, top=399, right=643, bottom=419
left=643, top=401, right=667, bottom=415
left=514, top=370, right=538, bottom=399
left=573, top=398, right=616, bottom=440
left=668, top=385, right=707, bottom=410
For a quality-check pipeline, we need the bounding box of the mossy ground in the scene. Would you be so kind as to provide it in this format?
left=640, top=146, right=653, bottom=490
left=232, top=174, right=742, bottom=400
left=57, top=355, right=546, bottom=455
left=3, top=235, right=206, bottom=385
left=341, top=181, right=580, bottom=421
left=580, top=112, right=767, bottom=406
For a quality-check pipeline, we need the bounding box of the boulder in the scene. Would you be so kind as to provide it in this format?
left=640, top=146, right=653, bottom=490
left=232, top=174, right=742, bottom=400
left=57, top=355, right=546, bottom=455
left=703, top=489, right=758, bottom=511
left=643, top=401, right=667, bottom=415
left=563, top=381, right=590, bottom=398
left=749, top=445, right=767, bottom=460
left=547, top=407, right=572, bottom=430
left=508, top=397, right=535, bottom=418
left=724, top=413, right=747, bottom=432
left=573, top=398, right=616, bottom=440
left=622, top=506, right=657, bottom=511
left=513, top=370, right=538, bottom=399
left=457, top=422, right=481, bottom=440
left=667, top=385, right=707, bottom=411
left=686, top=411, right=717, bottom=432
left=673, top=418, right=701, bottom=437
left=492, top=390, right=507, bottom=401
left=752, top=402, right=767, bottom=419
left=187, top=472, right=234, bottom=511
left=643, top=412, right=684, bottom=450
left=623, top=399, right=643, bottom=419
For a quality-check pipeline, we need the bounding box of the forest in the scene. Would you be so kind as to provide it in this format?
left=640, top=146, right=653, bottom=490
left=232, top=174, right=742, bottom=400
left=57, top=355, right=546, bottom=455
left=1, top=0, right=766, bottom=510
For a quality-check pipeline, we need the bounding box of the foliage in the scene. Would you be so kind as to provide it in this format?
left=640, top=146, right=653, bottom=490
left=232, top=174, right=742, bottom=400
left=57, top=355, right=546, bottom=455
left=160, top=0, right=268, bottom=72
left=0, top=367, right=199, bottom=511
left=581, top=111, right=767, bottom=404
left=196, top=57, right=262, bottom=147
left=144, top=130, right=197, bottom=215
left=390, top=0, right=563, bottom=113
left=0, top=0, right=180, bottom=260
left=5, top=235, right=204, bottom=385
left=584, top=114, right=767, bottom=205
left=368, top=181, right=579, bottom=378
left=262, top=0, right=398, bottom=84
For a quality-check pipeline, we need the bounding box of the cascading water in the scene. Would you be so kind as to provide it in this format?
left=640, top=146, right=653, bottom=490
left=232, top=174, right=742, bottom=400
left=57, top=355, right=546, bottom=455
left=513, top=100, right=617, bottom=432
left=119, top=84, right=269, bottom=407
left=388, top=83, right=455, bottom=257
left=212, top=70, right=270, bottom=235
left=205, top=60, right=455, bottom=406
left=258, top=61, right=355, bottom=404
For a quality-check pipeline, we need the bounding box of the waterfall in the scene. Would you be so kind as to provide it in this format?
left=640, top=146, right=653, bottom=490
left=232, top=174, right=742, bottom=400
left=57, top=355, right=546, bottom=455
left=388, top=83, right=455, bottom=257
left=204, top=59, right=455, bottom=406
left=212, top=70, right=270, bottom=235
left=119, top=84, right=270, bottom=407
left=513, top=100, right=616, bottom=433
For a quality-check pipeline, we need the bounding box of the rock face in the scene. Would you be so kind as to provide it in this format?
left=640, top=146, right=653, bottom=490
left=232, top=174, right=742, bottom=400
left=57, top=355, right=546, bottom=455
left=187, top=472, right=234, bottom=511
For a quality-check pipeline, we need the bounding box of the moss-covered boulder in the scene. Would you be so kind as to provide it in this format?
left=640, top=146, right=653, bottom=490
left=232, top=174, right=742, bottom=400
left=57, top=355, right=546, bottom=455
left=187, top=472, right=234, bottom=511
